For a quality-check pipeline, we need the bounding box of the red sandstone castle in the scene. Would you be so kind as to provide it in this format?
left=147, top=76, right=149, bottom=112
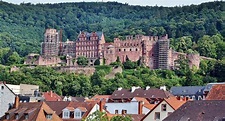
left=25, top=28, right=202, bottom=69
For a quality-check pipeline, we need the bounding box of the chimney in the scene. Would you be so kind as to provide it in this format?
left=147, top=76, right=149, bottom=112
left=138, top=101, right=143, bottom=114
left=99, top=99, right=106, bottom=112
left=14, top=96, right=19, bottom=108
left=146, top=86, right=150, bottom=90
left=131, top=86, right=140, bottom=93
left=118, top=87, right=122, bottom=91
left=160, top=86, right=166, bottom=91
left=50, top=90, right=53, bottom=97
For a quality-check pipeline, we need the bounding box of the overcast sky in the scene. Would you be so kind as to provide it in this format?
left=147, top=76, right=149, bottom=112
left=3, top=0, right=218, bottom=7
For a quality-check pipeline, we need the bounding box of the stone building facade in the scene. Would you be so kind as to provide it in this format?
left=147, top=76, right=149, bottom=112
left=38, top=28, right=201, bottom=69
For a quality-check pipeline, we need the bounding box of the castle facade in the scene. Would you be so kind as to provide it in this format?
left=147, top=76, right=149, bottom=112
left=25, top=28, right=201, bottom=69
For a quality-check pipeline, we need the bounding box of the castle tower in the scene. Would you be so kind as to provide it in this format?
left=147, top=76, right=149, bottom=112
left=157, top=39, right=170, bottom=69
left=41, top=29, right=60, bottom=56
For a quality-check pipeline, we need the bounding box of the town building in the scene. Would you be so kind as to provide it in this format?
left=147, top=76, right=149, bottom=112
left=141, top=97, right=187, bottom=121
left=170, top=86, right=205, bottom=100
left=163, top=100, right=225, bottom=121
left=0, top=97, right=62, bottom=121
left=206, top=84, right=225, bottom=100
left=25, top=28, right=202, bottom=70
left=0, top=82, right=16, bottom=117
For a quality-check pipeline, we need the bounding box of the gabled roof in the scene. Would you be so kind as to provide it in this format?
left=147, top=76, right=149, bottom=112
left=43, top=91, right=62, bottom=101
left=1, top=102, right=62, bottom=121
left=164, top=97, right=186, bottom=110
left=141, top=97, right=186, bottom=121
left=163, top=100, right=225, bottom=121
left=110, top=88, right=173, bottom=100
left=46, top=101, right=97, bottom=120
left=170, top=86, right=205, bottom=96
left=206, top=84, right=225, bottom=100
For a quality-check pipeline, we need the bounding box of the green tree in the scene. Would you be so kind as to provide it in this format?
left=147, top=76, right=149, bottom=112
left=77, top=56, right=88, bottom=66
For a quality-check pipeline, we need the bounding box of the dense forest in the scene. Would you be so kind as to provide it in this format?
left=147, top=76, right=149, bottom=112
left=0, top=1, right=225, bottom=57
left=1, top=1, right=225, bottom=96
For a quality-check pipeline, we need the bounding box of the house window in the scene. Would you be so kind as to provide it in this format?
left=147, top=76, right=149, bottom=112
left=130, top=49, right=132, bottom=51
left=25, top=114, right=29, bottom=119
left=136, top=48, right=138, bottom=51
left=115, top=110, right=118, bottom=114
left=1, top=86, right=4, bottom=90
left=124, top=49, right=126, bottom=51
left=154, top=112, right=160, bottom=120
left=46, top=114, right=52, bottom=120
left=119, top=49, right=121, bottom=52
left=122, top=110, right=127, bottom=114
left=161, top=104, right=167, bottom=111
left=6, top=114, right=9, bottom=119
left=15, top=114, right=19, bottom=119
left=63, top=111, right=70, bottom=119
left=74, top=111, right=81, bottom=119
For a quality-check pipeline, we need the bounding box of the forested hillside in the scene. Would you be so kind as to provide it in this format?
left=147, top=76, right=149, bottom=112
left=0, top=1, right=225, bottom=58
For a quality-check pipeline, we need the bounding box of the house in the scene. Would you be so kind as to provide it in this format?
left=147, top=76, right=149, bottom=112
left=46, top=101, right=99, bottom=121
left=163, top=100, right=225, bottom=121
left=206, top=84, right=225, bottom=100
left=6, top=83, right=39, bottom=96
left=105, top=97, right=151, bottom=115
left=109, top=86, right=173, bottom=104
left=0, top=96, right=62, bottom=121
left=42, top=91, right=62, bottom=101
left=170, top=86, right=205, bottom=100
left=141, top=97, right=186, bottom=121
left=0, top=82, right=16, bottom=117
left=203, top=82, right=225, bottom=97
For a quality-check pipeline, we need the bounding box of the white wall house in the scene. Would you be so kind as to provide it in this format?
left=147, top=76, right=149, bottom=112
left=0, top=82, right=16, bottom=117
left=105, top=98, right=150, bottom=115
left=142, top=97, right=186, bottom=121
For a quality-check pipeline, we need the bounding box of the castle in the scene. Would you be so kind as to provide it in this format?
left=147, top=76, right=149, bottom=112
left=25, top=28, right=202, bottom=69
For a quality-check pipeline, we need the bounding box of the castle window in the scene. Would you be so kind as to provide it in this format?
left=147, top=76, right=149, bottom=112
left=119, top=49, right=121, bottom=52
left=136, top=48, right=138, bottom=51
left=124, top=49, right=126, bottom=51
left=130, top=49, right=132, bottom=51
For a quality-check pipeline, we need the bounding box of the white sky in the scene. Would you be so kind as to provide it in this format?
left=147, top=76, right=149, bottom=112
left=3, top=0, right=219, bottom=7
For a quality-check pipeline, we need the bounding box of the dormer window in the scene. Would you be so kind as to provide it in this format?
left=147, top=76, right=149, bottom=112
left=62, top=108, right=70, bottom=119
left=6, top=114, right=9, bottom=119
left=75, top=111, right=81, bottom=119
left=25, top=114, right=29, bottom=119
left=74, top=108, right=86, bottom=119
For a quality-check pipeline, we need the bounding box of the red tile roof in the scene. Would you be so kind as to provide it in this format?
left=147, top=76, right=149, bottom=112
left=141, top=97, right=186, bottom=121
left=43, top=91, right=62, bottom=101
left=206, top=84, right=225, bottom=100
left=46, top=101, right=98, bottom=121
left=1, top=102, right=62, bottom=121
